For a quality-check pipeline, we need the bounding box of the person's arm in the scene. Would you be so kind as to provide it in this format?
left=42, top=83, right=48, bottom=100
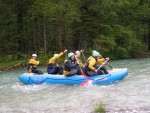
left=97, top=58, right=105, bottom=64
left=49, top=50, right=68, bottom=64
left=49, top=52, right=63, bottom=64
left=97, top=57, right=110, bottom=65
left=29, top=59, right=39, bottom=65
left=75, top=52, right=81, bottom=58
left=78, top=60, right=84, bottom=67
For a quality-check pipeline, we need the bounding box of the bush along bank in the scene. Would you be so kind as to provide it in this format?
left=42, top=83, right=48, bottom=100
left=0, top=53, right=49, bottom=71
left=1, top=51, right=150, bottom=71
left=0, top=54, right=25, bottom=70
left=0, top=60, right=27, bottom=71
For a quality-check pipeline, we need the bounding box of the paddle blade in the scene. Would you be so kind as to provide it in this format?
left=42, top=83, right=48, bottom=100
left=80, top=78, right=91, bottom=87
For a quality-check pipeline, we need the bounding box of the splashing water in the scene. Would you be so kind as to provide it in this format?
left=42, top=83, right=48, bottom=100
left=0, top=58, right=150, bottom=113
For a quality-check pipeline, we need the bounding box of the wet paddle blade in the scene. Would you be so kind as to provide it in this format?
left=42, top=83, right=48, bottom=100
left=80, top=78, right=91, bottom=87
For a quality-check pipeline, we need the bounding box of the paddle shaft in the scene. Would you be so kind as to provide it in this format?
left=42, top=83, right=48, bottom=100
left=80, top=59, right=109, bottom=87
left=96, top=59, right=109, bottom=71
left=81, top=51, right=86, bottom=62
left=65, top=51, right=68, bottom=60
left=75, top=56, right=86, bottom=77
left=99, top=54, right=112, bottom=70
left=94, top=74, right=111, bottom=82
left=108, top=64, right=113, bottom=69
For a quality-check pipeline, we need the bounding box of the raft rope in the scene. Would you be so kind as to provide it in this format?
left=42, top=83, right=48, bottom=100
left=28, top=77, right=86, bottom=84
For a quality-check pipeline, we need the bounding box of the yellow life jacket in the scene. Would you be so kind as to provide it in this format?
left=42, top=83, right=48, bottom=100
left=87, top=56, right=97, bottom=71
left=63, top=70, right=70, bottom=76
left=28, top=58, right=39, bottom=72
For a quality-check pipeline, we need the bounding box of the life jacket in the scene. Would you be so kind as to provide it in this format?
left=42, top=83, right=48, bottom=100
left=64, top=59, right=79, bottom=76
left=64, top=60, right=71, bottom=71
left=64, top=59, right=77, bottom=71
left=85, top=56, right=97, bottom=71
left=28, top=63, right=38, bottom=73
left=27, top=58, right=39, bottom=73
left=71, top=59, right=76, bottom=65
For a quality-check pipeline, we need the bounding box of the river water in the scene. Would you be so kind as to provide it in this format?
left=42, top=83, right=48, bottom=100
left=0, top=58, right=150, bottom=113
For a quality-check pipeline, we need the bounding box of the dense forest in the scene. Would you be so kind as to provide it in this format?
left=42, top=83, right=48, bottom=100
left=0, top=0, right=149, bottom=60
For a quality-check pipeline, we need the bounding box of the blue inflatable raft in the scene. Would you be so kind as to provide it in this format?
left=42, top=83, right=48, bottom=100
left=18, top=68, right=128, bottom=85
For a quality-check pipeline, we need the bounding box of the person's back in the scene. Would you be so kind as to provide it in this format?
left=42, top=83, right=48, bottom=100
left=47, top=50, right=67, bottom=74
left=28, top=54, right=43, bottom=74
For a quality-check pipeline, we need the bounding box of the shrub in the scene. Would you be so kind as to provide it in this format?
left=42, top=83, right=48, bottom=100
left=115, top=46, right=129, bottom=59
left=94, top=102, right=105, bottom=113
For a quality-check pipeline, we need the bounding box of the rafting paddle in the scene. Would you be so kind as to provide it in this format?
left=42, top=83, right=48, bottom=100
left=80, top=59, right=109, bottom=87
left=80, top=50, right=88, bottom=67
left=75, top=56, right=86, bottom=77
left=81, top=50, right=86, bottom=62
left=99, top=54, right=112, bottom=69
left=93, top=50, right=113, bottom=70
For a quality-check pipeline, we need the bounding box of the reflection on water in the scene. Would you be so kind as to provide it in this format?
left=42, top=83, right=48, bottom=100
left=0, top=58, right=150, bottom=113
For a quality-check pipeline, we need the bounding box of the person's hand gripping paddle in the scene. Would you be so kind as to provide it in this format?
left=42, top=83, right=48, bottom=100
left=80, top=59, right=109, bottom=87
left=75, top=55, right=85, bottom=77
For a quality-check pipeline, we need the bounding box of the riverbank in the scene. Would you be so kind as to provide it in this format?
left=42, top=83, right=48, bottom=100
left=0, top=53, right=150, bottom=71
left=0, top=54, right=49, bottom=71
left=0, top=60, right=26, bottom=71
left=0, top=60, right=49, bottom=71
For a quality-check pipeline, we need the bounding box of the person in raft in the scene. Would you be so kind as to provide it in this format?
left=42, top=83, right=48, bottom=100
left=74, top=50, right=84, bottom=67
left=28, top=54, right=43, bottom=74
left=85, top=50, right=109, bottom=76
left=47, top=49, right=68, bottom=74
left=63, top=52, right=82, bottom=76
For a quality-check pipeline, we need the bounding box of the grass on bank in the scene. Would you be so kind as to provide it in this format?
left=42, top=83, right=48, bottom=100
left=94, top=102, right=106, bottom=113
left=0, top=54, right=49, bottom=70
left=0, top=54, right=28, bottom=70
left=0, top=60, right=26, bottom=70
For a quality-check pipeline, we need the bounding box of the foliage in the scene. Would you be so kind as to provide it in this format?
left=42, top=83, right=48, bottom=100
left=94, top=35, right=116, bottom=56
left=115, top=46, right=129, bottom=59
left=129, top=39, right=146, bottom=58
left=0, top=0, right=149, bottom=60
left=94, top=102, right=105, bottom=113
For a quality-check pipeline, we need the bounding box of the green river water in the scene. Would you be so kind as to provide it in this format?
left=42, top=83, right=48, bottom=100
left=0, top=58, right=150, bottom=113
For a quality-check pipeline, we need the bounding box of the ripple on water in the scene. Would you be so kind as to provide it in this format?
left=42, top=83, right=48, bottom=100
left=0, top=107, right=13, bottom=113
left=106, top=105, right=150, bottom=113
left=11, top=83, right=60, bottom=93
left=0, top=59, right=150, bottom=113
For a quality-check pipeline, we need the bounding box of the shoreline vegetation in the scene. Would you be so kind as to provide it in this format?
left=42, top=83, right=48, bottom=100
left=0, top=1, right=149, bottom=71
left=0, top=53, right=150, bottom=71
left=0, top=0, right=150, bottom=71
left=0, top=1, right=149, bottom=113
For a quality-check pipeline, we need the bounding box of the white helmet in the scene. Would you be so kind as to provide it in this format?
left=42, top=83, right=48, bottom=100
left=32, top=54, right=37, bottom=57
left=54, top=54, right=58, bottom=57
left=75, top=50, right=80, bottom=55
left=92, top=50, right=97, bottom=53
